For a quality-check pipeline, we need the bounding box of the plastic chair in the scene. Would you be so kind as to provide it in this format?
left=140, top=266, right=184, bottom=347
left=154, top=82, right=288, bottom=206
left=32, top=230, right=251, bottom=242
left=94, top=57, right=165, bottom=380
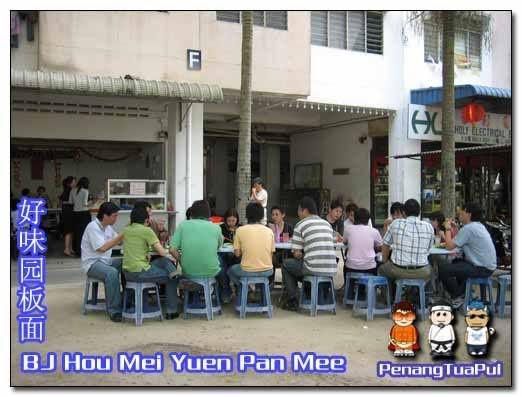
left=299, top=276, right=336, bottom=316
left=343, top=272, right=374, bottom=306
left=352, top=276, right=391, bottom=321
left=464, top=277, right=495, bottom=314
left=394, top=279, right=428, bottom=321
left=183, top=278, right=222, bottom=320
left=82, top=277, right=107, bottom=314
left=494, top=275, right=511, bottom=318
left=235, top=276, right=273, bottom=319
left=122, top=281, right=163, bottom=326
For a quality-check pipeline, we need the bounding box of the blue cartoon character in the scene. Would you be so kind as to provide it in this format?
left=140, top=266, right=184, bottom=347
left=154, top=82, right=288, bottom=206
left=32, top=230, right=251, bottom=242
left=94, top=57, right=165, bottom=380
left=465, top=300, right=495, bottom=357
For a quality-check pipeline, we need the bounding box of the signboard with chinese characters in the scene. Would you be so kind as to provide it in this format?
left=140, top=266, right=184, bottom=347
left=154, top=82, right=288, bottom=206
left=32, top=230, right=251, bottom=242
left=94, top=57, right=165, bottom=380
left=408, top=104, right=511, bottom=145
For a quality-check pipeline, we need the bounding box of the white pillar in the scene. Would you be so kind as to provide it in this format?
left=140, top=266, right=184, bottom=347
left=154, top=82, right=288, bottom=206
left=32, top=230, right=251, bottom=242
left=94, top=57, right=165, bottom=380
left=388, top=105, right=421, bottom=208
left=167, top=102, right=205, bottom=227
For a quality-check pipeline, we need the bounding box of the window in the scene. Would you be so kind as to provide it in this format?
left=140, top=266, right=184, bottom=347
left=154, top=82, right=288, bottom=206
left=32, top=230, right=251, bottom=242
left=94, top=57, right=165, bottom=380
left=424, top=22, right=482, bottom=69
left=216, top=11, right=287, bottom=30
left=310, top=11, right=383, bottom=54
left=266, top=11, right=287, bottom=30
left=216, top=11, right=240, bottom=23
left=311, top=11, right=328, bottom=46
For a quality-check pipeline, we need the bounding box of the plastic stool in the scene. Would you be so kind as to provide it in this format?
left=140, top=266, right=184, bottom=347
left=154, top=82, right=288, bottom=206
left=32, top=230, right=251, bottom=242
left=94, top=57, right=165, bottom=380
left=122, top=282, right=163, bottom=326
left=494, top=275, right=511, bottom=318
left=183, top=278, right=222, bottom=320
left=235, top=277, right=272, bottom=319
left=343, top=272, right=374, bottom=306
left=352, top=276, right=391, bottom=321
left=464, top=277, right=495, bottom=314
left=299, top=276, right=336, bottom=316
left=82, top=277, right=107, bottom=314
left=394, top=279, right=428, bottom=321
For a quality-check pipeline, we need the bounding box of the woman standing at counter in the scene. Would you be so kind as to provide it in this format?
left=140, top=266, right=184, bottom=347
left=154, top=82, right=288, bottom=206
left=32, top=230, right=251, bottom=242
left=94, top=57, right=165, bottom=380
left=60, top=176, right=76, bottom=257
left=70, top=176, right=91, bottom=256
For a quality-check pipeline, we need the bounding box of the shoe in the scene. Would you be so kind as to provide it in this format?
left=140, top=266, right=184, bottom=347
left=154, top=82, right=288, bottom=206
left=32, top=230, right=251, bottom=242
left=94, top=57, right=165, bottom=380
left=165, top=313, right=179, bottom=320
left=222, top=294, right=232, bottom=304
left=281, top=298, right=299, bottom=312
left=109, top=312, right=122, bottom=322
left=451, top=296, right=465, bottom=309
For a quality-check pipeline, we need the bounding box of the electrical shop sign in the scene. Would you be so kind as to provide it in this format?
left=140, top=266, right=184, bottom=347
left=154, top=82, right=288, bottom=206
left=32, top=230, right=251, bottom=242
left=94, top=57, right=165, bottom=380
left=408, top=104, right=511, bottom=145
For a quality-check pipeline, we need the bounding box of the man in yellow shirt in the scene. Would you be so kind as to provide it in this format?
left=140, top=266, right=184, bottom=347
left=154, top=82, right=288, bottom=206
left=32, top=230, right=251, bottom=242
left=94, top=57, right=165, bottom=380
left=228, top=202, right=274, bottom=291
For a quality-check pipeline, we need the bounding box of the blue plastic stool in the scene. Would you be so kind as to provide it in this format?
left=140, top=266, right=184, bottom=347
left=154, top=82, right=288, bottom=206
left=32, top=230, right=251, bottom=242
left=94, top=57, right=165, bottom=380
left=82, top=277, right=107, bottom=314
left=352, top=276, right=391, bottom=321
left=235, top=277, right=272, bottom=319
left=394, top=279, right=428, bottom=321
left=299, top=276, right=336, bottom=316
left=343, top=272, right=373, bottom=306
left=494, top=275, right=511, bottom=318
left=122, top=282, right=163, bottom=326
left=464, top=277, right=495, bottom=314
left=183, top=278, right=222, bottom=320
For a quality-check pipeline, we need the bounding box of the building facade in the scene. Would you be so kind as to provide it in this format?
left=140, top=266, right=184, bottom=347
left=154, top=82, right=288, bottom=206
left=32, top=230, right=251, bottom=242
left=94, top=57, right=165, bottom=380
left=11, top=11, right=511, bottom=226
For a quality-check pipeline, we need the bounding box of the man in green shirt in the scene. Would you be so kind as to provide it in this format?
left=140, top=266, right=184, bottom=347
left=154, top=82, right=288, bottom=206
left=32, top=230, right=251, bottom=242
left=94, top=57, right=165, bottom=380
left=170, top=200, right=225, bottom=299
left=122, top=206, right=179, bottom=320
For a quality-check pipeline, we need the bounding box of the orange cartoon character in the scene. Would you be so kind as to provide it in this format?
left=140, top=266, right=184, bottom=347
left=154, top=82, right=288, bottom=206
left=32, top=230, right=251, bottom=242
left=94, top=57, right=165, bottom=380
left=388, top=301, right=420, bottom=357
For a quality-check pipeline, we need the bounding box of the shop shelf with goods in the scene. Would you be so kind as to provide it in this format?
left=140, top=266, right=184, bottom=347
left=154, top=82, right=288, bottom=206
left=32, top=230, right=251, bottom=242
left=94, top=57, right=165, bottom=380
left=106, top=179, right=175, bottom=233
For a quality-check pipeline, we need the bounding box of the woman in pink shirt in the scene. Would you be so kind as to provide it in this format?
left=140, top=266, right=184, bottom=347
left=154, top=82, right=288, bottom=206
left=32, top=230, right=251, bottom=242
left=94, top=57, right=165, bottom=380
left=343, top=208, right=383, bottom=278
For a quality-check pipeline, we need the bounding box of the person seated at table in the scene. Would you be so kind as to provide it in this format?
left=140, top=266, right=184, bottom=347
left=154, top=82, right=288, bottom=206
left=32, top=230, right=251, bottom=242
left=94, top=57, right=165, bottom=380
left=383, top=202, right=405, bottom=235
left=80, top=202, right=124, bottom=322
left=227, top=202, right=274, bottom=297
left=429, top=211, right=458, bottom=245
left=267, top=206, right=294, bottom=286
left=324, top=200, right=344, bottom=242
left=343, top=208, right=383, bottom=278
left=134, top=200, right=169, bottom=244
left=170, top=200, right=224, bottom=301
left=378, top=199, right=434, bottom=295
left=122, top=206, right=179, bottom=320
left=217, top=208, right=242, bottom=302
left=344, top=202, right=373, bottom=228
left=438, top=203, right=497, bottom=309
left=280, top=197, right=337, bottom=311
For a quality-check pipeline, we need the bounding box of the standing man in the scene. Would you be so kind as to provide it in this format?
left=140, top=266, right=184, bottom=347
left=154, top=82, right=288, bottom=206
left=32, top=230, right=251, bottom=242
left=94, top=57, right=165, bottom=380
left=250, top=177, right=268, bottom=225
left=81, top=202, right=124, bottom=322
left=379, top=199, right=434, bottom=292
left=439, top=203, right=497, bottom=308
left=280, top=197, right=337, bottom=311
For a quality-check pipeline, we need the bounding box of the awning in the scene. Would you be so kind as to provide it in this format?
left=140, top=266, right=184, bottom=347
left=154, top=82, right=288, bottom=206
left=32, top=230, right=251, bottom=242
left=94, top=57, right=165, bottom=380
left=11, top=69, right=224, bottom=103
left=390, top=143, right=512, bottom=159
left=411, top=85, right=511, bottom=106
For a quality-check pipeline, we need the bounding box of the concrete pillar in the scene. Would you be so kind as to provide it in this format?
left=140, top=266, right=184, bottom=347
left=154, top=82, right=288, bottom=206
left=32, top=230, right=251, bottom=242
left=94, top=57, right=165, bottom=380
left=388, top=105, right=421, bottom=209
left=166, top=102, right=205, bottom=227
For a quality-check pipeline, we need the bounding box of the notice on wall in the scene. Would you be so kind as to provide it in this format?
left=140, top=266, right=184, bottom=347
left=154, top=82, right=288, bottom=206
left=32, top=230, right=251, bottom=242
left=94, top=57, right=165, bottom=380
left=130, top=182, right=146, bottom=196
left=408, top=104, right=511, bottom=145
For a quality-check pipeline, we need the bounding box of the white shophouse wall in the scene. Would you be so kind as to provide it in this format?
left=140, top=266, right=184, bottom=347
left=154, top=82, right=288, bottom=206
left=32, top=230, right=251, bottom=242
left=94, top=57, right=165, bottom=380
left=290, top=121, right=372, bottom=209
left=305, top=11, right=510, bottom=208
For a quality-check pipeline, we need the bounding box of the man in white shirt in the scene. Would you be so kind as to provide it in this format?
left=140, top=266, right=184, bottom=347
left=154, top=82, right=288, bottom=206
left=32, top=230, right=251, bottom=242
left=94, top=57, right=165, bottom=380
left=250, top=177, right=268, bottom=225
left=81, top=202, right=124, bottom=322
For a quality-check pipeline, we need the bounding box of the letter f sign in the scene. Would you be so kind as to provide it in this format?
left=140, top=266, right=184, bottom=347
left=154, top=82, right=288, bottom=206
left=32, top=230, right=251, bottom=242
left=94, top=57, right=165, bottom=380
left=187, top=50, right=202, bottom=71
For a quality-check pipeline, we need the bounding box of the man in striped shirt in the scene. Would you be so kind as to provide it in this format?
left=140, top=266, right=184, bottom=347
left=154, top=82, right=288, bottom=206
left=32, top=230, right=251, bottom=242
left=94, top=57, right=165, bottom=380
left=280, top=197, right=337, bottom=311
left=379, top=199, right=434, bottom=289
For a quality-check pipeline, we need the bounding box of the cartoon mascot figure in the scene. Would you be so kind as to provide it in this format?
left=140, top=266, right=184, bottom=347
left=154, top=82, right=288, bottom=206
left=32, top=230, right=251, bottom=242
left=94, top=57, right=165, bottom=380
left=388, top=301, right=420, bottom=357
